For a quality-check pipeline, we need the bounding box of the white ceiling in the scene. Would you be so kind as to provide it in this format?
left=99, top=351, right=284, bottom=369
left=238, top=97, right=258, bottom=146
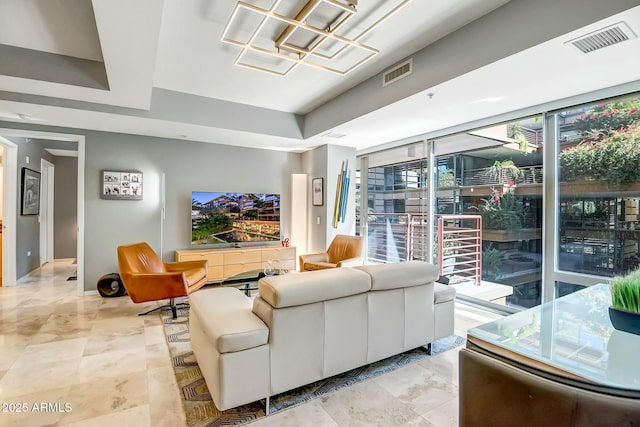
left=0, top=0, right=639, bottom=154
left=0, top=0, right=103, bottom=61
left=153, top=0, right=509, bottom=114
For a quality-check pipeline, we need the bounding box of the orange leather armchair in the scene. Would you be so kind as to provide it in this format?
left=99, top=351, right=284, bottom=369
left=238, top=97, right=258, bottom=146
left=299, top=234, right=364, bottom=271
left=117, top=242, right=208, bottom=318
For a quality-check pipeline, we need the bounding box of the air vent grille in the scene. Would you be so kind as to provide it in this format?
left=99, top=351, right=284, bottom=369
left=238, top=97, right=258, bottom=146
left=568, top=22, right=636, bottom=54
left=322, top=132, right=346, bottom=139
left=382, top=58, right=412, bottom=87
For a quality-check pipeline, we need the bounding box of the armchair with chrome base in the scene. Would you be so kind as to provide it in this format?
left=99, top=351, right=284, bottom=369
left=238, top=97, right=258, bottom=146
left=299, top=234, right=364, bottom=271
left=117, top=242, right=208, bottom=319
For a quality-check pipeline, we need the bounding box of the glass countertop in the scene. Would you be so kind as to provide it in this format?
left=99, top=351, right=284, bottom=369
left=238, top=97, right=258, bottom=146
left=468, top=283, right=640, bottom=391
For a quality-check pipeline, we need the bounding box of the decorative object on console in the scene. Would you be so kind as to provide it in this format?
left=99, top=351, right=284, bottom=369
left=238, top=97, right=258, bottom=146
left=609, top=270, right=640, bottom=335
left=220, top=0, right=413, bottom=76
left=264, top=260, right=276, bottom=276
left=101, top=170, right=143, bottom=200
left=21, top=167, right=40, bottom=215
left=312, top=177, right=323, bottom=206
left=333, top=159, right=350, bottom=228
left=191, top=192, right=281, bottom=245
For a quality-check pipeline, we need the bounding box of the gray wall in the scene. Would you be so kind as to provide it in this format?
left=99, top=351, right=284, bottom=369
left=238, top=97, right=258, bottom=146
left=302, top=144, right=356, bottom=254
left=303, top=145, right=328, bottom=253
left=83, top=132, right=302, bottom=292
left=11, top=137, right=56, bottom=278
left=1, top=121, right=344, bottom=292
left=54, top=156, right=78, bottom=259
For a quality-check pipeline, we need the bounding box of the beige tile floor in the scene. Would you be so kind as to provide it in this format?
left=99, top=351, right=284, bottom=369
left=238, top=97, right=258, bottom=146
left=0, top=261, right=502, bottom=427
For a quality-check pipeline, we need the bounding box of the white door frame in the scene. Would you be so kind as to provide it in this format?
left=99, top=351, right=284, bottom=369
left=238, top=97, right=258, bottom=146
left=0, top=128, right=85, bottom=296
left=39, top=159, right=55, bottom=265
left=0, top=136, right=17, bottom=287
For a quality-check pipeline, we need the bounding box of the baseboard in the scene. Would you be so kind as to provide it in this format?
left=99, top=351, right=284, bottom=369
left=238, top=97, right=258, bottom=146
left=83, top=290, right=99, bottom=296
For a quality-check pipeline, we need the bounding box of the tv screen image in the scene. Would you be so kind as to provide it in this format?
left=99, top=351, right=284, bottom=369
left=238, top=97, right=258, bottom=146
left=191, top=192, right=281, bottom=245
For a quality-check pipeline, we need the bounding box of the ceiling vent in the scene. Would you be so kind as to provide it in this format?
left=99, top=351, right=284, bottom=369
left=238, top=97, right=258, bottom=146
left=567, top=22, right=636, bottom=54
left=382, top=58, right=412, bottom=87
left=322, top=132, right=346, bottom=139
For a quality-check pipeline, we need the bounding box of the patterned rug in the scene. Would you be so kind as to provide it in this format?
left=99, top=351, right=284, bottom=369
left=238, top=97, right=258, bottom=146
left=161, top=306, right=465, bottom=427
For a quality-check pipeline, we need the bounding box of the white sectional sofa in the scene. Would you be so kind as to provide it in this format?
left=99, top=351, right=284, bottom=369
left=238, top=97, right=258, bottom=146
left=189, top=261, right=455, bottom=413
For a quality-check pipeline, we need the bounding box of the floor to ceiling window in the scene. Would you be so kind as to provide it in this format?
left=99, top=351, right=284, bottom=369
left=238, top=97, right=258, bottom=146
left=555, top=95, right=640, bottom=296
left=356, top=91, right=640, bottom=311
left=432, top=118, right=543, bottom=309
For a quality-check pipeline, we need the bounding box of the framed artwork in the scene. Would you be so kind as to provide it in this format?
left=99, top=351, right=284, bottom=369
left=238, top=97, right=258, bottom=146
left=101, top=170, right=143, bottom=200
left=21, top=168, right=41, bottom=215
left=312, top=177, right=324, bottom=206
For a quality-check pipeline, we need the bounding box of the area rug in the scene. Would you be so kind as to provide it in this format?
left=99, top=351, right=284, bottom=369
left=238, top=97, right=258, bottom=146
left=161, top=306, right=465, bottom=427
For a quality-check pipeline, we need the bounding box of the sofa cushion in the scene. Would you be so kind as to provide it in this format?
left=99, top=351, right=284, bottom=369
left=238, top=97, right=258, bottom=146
left=355, top=261, right=439, bottom=291
left=434, top=282, right=456, bottom=304
left=259, top=268, right=371, bottom=308
left=189, top=287, right=268, bottom=354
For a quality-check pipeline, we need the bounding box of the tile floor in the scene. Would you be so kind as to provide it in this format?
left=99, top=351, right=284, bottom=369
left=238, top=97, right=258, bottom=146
left=0, top=261, right=502, bottom=426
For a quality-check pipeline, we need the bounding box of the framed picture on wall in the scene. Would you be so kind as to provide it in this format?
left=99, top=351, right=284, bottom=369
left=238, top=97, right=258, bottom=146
left=21, top=168, right=41, bottom=215
left=101, top=170, right=143, bottom=200
left=312, top=177, right=324, bottom=206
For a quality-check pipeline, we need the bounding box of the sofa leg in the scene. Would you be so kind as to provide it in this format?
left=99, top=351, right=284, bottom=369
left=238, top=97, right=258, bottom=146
left=426, top=343, right=432, bottom=355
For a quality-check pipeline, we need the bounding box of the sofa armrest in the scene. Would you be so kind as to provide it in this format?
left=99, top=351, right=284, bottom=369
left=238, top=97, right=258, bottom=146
left=299, top=253, right=329, bottom=270
left=336, top=257, right=363, bottom=268
left=122, top=272, right=189, bottom=303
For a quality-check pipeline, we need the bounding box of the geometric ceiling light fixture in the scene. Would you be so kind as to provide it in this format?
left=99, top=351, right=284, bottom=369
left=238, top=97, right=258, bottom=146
left=221, top=0, right=412, bottom=76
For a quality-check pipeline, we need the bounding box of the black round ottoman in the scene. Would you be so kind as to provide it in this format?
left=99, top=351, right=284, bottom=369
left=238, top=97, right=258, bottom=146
left=97, top=273, right=127, bottom=297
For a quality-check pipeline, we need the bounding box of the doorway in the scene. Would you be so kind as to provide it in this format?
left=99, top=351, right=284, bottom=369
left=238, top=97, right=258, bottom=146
left=0, top=145, right=3, bottom=285
left=40, top=159, right=54, bottom=265
left=0, top=136, right=17, bottom=287
left=0, top=128, right=84, bottom=295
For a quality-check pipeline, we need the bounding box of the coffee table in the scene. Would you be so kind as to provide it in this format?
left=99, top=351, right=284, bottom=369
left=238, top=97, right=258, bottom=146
left=467, top=283, right=640, bottom=391
left=222, top=268, right=286, bottom=296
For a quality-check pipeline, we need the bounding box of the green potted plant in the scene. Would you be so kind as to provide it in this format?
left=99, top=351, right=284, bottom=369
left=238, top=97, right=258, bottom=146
left=469, top=188, right=524, bottom=231
left=609, top=270, right=640, bottom=335
left=486, top=160, right=524, bottom=184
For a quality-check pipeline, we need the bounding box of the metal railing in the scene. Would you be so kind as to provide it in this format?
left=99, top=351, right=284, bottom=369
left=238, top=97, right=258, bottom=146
left=437, top=215, right=482, bottom=285
left=462, top=165, right=543, bottom=187
left=366, top=213, right=482, bottom=284
left=366, top=213, right=423, bottom=264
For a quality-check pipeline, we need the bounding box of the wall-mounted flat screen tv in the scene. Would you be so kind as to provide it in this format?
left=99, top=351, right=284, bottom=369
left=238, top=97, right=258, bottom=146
left=192, top=192, right=281, bottom=245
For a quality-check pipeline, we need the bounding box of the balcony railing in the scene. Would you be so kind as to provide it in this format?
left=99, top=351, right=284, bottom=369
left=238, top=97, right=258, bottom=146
left=366, top=213, right=482, bottom=283
left=437, top=215, right=482, bottom=285
left=462, top=165, right=543, bottom=187
left=366, top=213, right=423, bottom=264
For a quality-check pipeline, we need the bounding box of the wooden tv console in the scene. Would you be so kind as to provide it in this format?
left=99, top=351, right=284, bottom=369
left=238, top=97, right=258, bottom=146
left=175, top=245, right=296, bottom=283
